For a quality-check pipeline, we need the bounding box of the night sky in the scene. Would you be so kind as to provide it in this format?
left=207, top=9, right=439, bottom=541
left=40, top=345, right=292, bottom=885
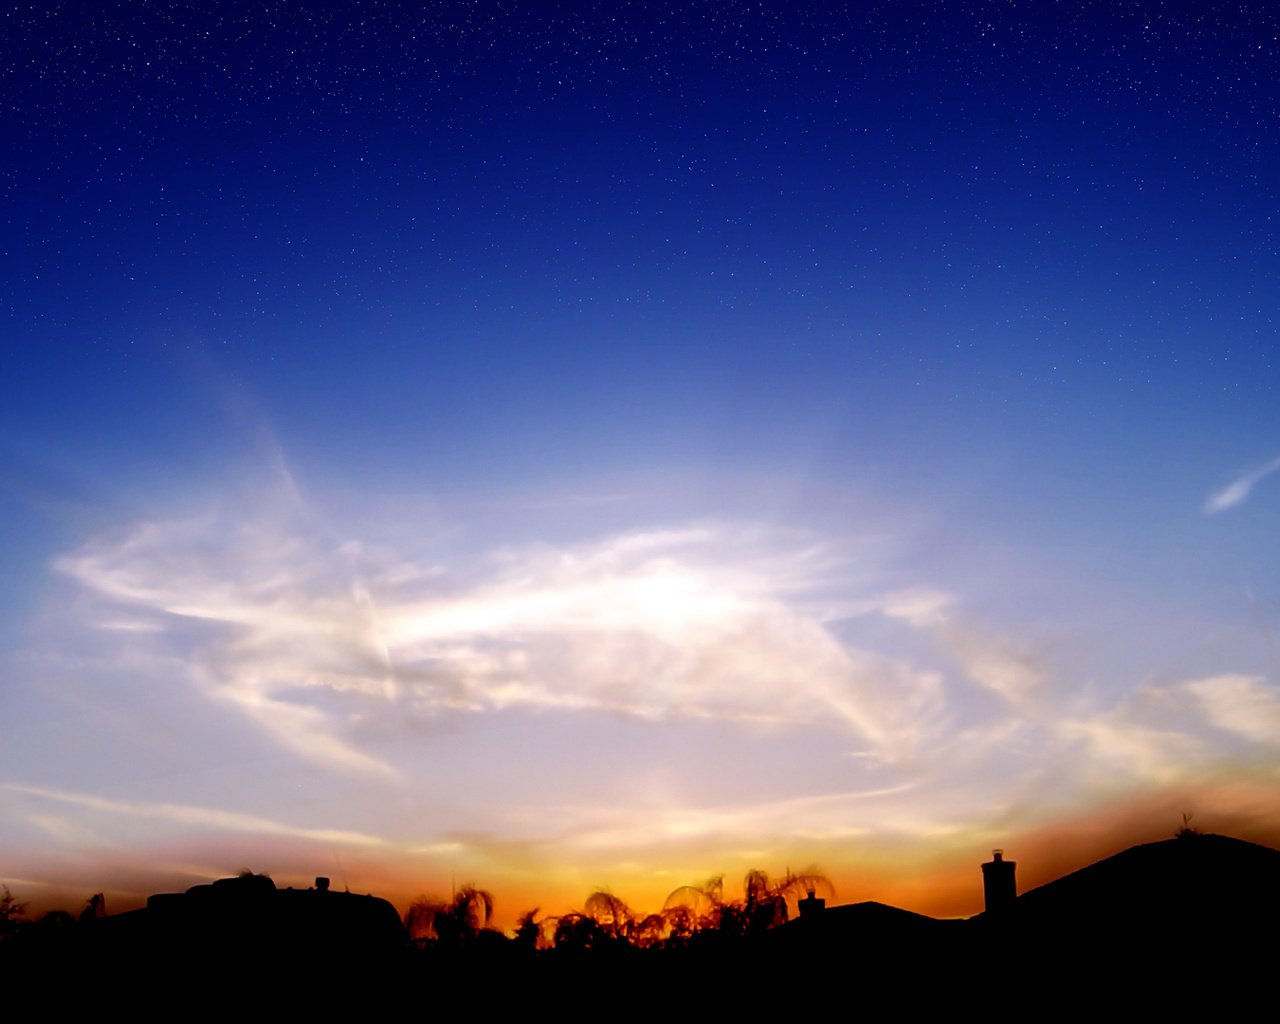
left=3, top=3, right=1279, bottom=922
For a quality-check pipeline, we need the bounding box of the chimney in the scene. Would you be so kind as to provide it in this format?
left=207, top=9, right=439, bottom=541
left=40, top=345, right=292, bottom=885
left=798, top=888, right=826, bottom=921
left=982, top=849, right=1016, bottom=916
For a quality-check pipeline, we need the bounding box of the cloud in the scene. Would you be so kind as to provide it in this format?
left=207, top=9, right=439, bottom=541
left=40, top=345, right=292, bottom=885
left=1059, top=715, right=1206, bottom=784
left=880, top=588, right=954, bottom=630
left=942, top=629, right=1045, bottom=704
left=4, top=783, right=387, bottom=847
left=881, top=588, right=1046, bottom=703
left=1182, top=674, right=1280, bottom=743
left=1058, top=674, right=1280, bottom=785
left=1204, top=454, right=1280, bottom=513
left=53, top=501, right=947, bottom=777
left=525, top=783, right=925, bottom=853
left=39, top=477, right=1280, bottom=867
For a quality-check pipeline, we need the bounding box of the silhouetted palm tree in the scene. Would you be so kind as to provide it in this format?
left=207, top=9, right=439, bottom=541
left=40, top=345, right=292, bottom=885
left=663, top=874, right=726, bottom=933
left=635, top=913, right=668, bottom=948
left=583, top=890, right=635, bottom=942
left=664, top=867, right=832, bottom=940
left=661, top=903, right=697, bottom=943
left=549, top=911, right=606, bottom=953
left=405, top=884, right=494, bottom=948
left=514, top=907, right=543, bottom=951
left=745, top=868, right=834, bottom=933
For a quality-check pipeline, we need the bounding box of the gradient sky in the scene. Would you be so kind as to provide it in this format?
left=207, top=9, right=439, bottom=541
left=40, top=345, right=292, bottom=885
left=3, top=3, right=1279, bottom=924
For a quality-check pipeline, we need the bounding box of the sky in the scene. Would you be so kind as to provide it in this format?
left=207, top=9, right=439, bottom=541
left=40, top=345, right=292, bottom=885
left=2, top=2, right=1279, bottom=925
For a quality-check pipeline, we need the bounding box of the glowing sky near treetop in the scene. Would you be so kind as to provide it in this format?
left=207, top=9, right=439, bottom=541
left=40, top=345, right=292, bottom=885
left=2, top=4, right=1279, bottom=924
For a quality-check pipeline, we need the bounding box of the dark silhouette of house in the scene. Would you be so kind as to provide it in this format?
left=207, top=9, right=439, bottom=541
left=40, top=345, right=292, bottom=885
left=11, top=831, right=1278, bottom=1010
left=980, top=830, right=1280, bottom=969
left=1001, top=832, right=1280, bottom=927
left=96, top=872, right=406, bottom=976
left=767, top=832, right=1280, bottom=996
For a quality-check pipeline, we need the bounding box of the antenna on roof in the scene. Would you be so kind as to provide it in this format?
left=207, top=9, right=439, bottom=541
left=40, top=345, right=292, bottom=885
left=329, top=848, right=349, bottom=893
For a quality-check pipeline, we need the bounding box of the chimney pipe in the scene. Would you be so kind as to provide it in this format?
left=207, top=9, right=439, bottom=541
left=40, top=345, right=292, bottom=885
left=982, top=849, right=1016, bottom=916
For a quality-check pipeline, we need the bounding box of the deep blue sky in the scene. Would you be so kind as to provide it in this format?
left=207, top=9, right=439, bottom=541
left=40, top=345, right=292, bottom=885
left=2, top=3, right=1279, bottom=916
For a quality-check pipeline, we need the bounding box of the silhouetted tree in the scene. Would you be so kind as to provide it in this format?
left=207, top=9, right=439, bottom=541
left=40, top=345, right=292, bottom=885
left=79, top=892, right=106, bottom=924
left=635, top=913, right=668, bottom=948
left=36, top=909, right=76, bottom=935
left=661, top=903, right=696, bottom=943
left=583, top=890, right=635, bottom=943
left=663, top=874, right=726, bottom=934
left=550, top=912, right=606, bottom=953
left=405, top=884, right=494, bottom=948
left=0, top=887, right=26, bottom=943
left=1177, top=813, right=1201, bottom=839
left=663, top=868, right=832, bottom=941
left=514, top=908, right=543, bottom=951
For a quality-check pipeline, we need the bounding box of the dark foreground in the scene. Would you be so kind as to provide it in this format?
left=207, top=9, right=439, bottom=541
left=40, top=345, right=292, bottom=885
left=5, top=833, right=1277, bottom=1012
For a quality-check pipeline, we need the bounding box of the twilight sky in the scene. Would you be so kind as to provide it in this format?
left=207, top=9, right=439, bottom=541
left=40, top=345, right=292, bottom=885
left=2, top=3, right=1279, bottom=923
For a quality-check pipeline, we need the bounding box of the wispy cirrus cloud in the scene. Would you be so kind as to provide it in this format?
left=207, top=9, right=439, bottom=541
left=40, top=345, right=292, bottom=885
left=4, top=782, right=387, bottom=847
left=540, top=782, right=942, bottom=852
left=34, top=473, right=1280, bottom=879
left=881, top=588, right=1046, bottom=703
left=1204, top=454, right=1280, bottom=513
left=1182, top=673, right=1280, bottom=743
left=52, top=498, right=947, bottom=778
left=1058, top=673, right=1280, bottom=785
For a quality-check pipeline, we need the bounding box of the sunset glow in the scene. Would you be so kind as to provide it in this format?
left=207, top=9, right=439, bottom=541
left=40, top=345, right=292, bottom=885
left=3, top=4, right=1279, bottom=928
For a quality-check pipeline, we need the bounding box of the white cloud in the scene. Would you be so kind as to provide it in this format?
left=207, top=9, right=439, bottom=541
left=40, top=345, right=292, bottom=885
left=1204, top=454, right=1280, bottom=513
left=941, top=629, right=1045, bottom=703
left=4, top=783, right=386, bottom=847
left=43, top=483, right=1277, bottom=854
left=880, top=588, right=954, bottom=630
left=1059, top=715, right=1205, bottom=784
left=1182, top=674, right=1280, bottom=743
left=53, top=504, right=947, bottom=776
left=881, top=587, right=1045, bottom=703
left=540, top=783, right=925, bottom=851
left=1057, top=673, right=1280, bottom=785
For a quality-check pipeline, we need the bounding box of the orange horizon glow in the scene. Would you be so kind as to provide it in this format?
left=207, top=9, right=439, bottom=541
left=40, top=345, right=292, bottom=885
left=10, top=779, right=1280, bottom=933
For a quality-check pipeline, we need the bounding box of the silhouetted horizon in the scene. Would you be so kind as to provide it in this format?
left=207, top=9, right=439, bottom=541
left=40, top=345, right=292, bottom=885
left=6, top=825, right=1277, bottom=1011
left=7, top=823, right=1277, bottom=938
left=5, top=11, right=1279, bottom=996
